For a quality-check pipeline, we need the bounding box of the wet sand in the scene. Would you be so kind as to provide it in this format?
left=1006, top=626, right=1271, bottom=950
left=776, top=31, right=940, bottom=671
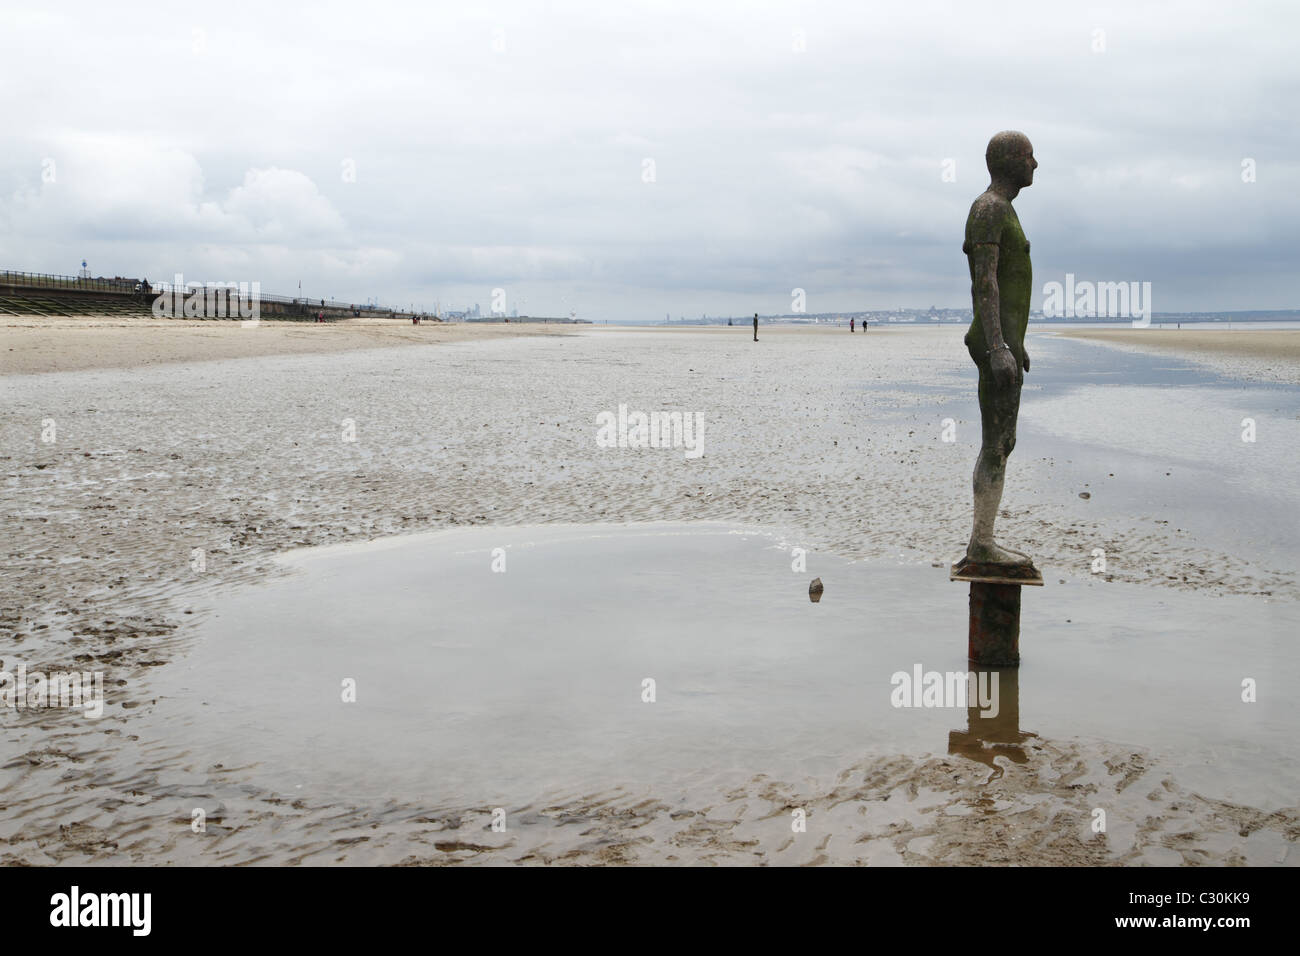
left=1, top=315, right=568, bottom=375
left=2, top=324, right=1297, bottom=865
left=1060, top=328, right=1300, bottom=384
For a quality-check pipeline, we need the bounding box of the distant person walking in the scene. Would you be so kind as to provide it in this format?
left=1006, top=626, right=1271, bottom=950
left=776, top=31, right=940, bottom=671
left=753, top=313, right=758, bottom=342
left=850, top=318, right=855, bottom=333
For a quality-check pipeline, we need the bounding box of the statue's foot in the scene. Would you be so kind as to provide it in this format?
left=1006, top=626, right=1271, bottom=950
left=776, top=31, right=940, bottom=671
left=966, top=539, right=1033, bottom=567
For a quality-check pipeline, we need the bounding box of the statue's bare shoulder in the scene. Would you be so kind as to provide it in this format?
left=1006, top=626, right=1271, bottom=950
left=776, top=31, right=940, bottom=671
left=963, top=190, right=1011, bottom=255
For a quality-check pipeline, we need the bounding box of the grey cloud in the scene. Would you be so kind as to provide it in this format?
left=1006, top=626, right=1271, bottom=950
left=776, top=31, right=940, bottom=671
left=1, top=0, right=1296, bottom=318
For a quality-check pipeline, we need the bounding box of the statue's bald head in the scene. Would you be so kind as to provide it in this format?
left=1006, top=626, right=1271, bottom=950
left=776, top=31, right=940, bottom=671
left=986, top=130, right=1035, bottom=188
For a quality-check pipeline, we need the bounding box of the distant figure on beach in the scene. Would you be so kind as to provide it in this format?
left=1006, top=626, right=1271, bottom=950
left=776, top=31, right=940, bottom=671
left=753, top=313, right=758, bottom=342
left=850, top=318, right=855, bottom=333
left=961, top=130, right=1038, bottom=567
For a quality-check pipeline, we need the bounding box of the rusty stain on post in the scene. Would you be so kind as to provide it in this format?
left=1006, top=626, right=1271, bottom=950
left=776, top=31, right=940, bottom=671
left=969, top=581, right=1022, bottom=666
left=951, top=558, right=1043, bottom=668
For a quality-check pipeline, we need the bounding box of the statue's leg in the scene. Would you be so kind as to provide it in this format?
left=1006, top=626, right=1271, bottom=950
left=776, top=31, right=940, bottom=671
left=967, top=364, right=1030, bottom=565
left=995, top=364, right=1031, bottom=560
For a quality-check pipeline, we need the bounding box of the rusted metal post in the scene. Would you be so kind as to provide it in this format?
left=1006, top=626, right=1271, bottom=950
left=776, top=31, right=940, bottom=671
left=951, top=559, right=1043, bottom=667
left=968, top=581, right=1022, bottom=666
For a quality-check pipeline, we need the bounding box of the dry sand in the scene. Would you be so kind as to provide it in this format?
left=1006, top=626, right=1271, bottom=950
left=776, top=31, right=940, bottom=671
left=1, top=315, right=569, bottom=376
left=2, top=321, right=1297, bottom=866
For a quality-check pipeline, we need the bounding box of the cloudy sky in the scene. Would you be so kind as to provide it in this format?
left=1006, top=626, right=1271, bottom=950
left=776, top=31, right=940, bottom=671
left=1, top=0, right=1296, bottom=320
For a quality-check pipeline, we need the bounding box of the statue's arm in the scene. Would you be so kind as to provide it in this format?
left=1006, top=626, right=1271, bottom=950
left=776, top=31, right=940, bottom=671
left=971, top=244, right=1005, bottom=352
left=970, top=241, right=1018, bottom=386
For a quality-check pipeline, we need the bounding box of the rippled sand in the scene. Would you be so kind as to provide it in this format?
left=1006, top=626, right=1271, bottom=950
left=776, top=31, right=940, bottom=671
left=2, top=323, right=1297, bottom=865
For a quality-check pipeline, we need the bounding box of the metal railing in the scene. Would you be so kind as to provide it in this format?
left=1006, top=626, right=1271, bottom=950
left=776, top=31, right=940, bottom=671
left=253, top=292, right=393, bottom=311
left=1, top=269, right=431, bottom=315
left=0, top=270, right=143, bottom=294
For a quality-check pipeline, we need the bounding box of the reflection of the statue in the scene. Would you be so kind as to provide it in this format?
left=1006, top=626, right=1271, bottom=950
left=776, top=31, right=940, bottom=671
left=947, top=666, right=1036, bottom=778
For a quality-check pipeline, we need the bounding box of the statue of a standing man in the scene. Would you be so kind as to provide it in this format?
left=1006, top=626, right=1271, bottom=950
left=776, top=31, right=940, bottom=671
left=961, top=131, right=1038, bottom=568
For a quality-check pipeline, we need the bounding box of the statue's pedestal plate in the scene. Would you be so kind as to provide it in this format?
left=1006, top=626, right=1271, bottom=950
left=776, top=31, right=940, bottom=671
left=950, top=558, right=1043, bottom=667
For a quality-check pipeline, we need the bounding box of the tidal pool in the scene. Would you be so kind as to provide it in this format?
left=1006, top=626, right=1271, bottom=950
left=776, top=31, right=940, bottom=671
left=146, top=523, right=1299, bottom=812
